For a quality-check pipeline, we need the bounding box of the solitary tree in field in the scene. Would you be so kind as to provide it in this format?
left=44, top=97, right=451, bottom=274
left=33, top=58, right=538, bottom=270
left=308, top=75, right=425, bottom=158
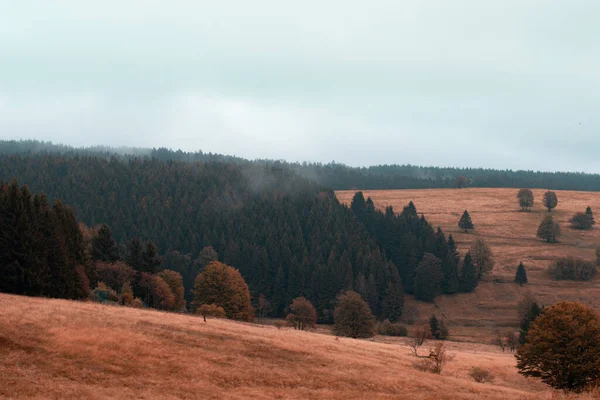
left=569, top=212, right=594, bottom=230
left=285, top=297, right=317, bottom=330
left=542, top=191, right=558, bottom=212
left=332, top=291, right=376, bottom=338
left=515, top=262, right=528, bottom=286
left=458, top=210, right=474, bottom=233
left=470, top=238, right=494, bottom=279
left=517, top=189, right=534, bottom=212
left=586, top=206, right=595, bottom=225
left=537, top=215, right=560, bottom=243
left=516, top=301, right=600, bottom=391
left=192, top=261, right=254, bottom=321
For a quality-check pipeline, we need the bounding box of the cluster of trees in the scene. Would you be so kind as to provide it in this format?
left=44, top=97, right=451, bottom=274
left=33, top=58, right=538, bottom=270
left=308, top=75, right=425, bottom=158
left=6, top=140, right=600, bottom=191
left=569, top=207, right=595, bottom=230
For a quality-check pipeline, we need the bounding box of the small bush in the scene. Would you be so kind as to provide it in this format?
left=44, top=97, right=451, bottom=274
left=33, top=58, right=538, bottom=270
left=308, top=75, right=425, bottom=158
left=412, top=343, right=452, bottom=374
left=547, top=257, right=597, bottom=281
left=376, top=319, right=408, bottom=336
left=274, top=320, right=291, bottom=330
left=570, top=212, right=594, bottom=230
left=470, top=367, right=495, bottom=383
left=91, top=282, right=119, bottom=303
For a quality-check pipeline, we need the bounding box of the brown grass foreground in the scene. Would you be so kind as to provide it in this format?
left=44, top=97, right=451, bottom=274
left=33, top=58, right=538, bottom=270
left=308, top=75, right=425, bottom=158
left=1, top=293, right=595, bottom=400
left=336, top=188, right=600, bottom=342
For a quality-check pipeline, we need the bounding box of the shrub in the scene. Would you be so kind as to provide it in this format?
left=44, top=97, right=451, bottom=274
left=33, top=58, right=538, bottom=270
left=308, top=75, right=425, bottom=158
left=274, top=320, right=290, bottom=330
left=412, top=343, right=452, bottom=374
left=119, top=281, right=134, bottom=306
left=332, top=291, right=376, bottom=338
left=91, top=281, right=119, bottom=303
left=376, top=319, right=408, bottom=336
left=409, top=325, right=432, bottom=357
left=470, top=367, right=495, bottom=383
left=197, top=303, right=226, bottom=322
left=192, top=261, right=254, bottom=321
left=516, top=301, right=600, bottom=391
left=286, top=297, right=317, bottom=330
left=570, top=212, right=594, bottom=230
left=547, top=257, right=597, bottom=281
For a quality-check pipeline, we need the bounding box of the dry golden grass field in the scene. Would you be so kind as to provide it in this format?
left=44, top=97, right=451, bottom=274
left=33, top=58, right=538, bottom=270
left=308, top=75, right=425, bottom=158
left=2, top=293, right=596, bottom=400
left=336, top=188, right=600, bottom=342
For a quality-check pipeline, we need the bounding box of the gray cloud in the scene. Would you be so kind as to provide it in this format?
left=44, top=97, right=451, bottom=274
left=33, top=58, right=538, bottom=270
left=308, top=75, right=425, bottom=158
left=1, top=1, right=600, bottom=171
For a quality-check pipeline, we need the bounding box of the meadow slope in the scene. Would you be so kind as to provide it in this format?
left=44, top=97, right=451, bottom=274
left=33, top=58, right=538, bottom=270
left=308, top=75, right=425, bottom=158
left=336, top=188, right=600, bottom=342
left=0, top=294, right=572, bottom=400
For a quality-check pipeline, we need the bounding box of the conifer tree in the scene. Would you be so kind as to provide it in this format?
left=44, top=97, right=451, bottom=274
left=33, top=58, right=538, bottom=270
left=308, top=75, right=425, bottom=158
left=125, top=237, right=144, bottom=271
left=519, top=300, right=541, bottom=345
left=542, top=191, right=558, bottom=212
left=91, top=224, right=120, bottom=262
left=459, top=252, right=478, bottom=292
left=382, top=281, right=404, bottom=322
left=414, top=253, right=443, bottom=302
left=429, top=314, right=440, bottom=339
left=458, top=210, right=474, bottom=233
left=515, top=262, right=528, bottom=286
left=441, top=235, right=460, bottom=294
left=586, top=206, right=595, bottom=225
left=141, top=241, right=162, bottom=273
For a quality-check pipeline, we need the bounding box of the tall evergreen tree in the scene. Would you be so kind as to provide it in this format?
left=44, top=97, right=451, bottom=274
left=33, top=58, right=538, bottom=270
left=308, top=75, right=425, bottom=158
left=459, top=252, right=478, bottom=292
left=586, top=206, right=595, bottom=225
left=458, top=210, right=474, bottom=232
left=515, top=262, right=528, bottom=286
left=141, top=241, right=162, bottom=274
left=91, top=224, right=120, bottom=263
left=413, top=253, right=443, bottom=302
left=429, top=314, right=440, bottom=339
left=125, top=237, right=144, bottom=271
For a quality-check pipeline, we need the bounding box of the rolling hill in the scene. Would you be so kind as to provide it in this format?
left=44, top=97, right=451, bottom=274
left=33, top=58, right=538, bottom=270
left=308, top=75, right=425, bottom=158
left=0, top=293, right=581, bottom=399
left=337, top=188, right=600, bottom=342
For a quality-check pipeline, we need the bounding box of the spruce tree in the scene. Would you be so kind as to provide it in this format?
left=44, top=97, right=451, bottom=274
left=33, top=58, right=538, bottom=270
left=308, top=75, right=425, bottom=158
left=429, top=314, right=440, bottom=339
left=459, top=252, right=478, bottom=292
left=458, top=210, right=474, bottom=233
left=141, top=241, right=162, bottom=273
left=125, top=237, right=144, bottom=271
left=515, top=262, right=528, bottom=286
left=414, top=253, right=443, bottom=302
left=586, top=206, right=595, bottom=225
left=91, top=224, right=120, bottom=262
left=382, top=281, right=404, bottom=322
left=519, top=301, right=541, bottom=345
left=441, top=236, right=459, bottom=294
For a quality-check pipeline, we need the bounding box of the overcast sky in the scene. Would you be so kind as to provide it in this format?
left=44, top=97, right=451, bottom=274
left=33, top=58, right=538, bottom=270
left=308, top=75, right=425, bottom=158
left=1, top=1, right=599, bottom=171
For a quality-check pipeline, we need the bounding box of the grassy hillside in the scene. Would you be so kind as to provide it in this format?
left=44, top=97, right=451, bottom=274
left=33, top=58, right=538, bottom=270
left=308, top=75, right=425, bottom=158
left=0, top=293, right=578, bottom=399
left=337, top=188, right=600, bottom=342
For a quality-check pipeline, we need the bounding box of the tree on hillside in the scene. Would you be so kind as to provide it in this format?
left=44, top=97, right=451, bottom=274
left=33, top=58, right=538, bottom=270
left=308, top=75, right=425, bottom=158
left=515, top=262, right=528, bottom=286
left=257, top=294, right=271, bottom=322
left=569, top=212, right=594, bottom=230
left=350, top=191, right=366, bottom=215
left=285, top=297, right=317, bottom=330
left=517, top=189, right=534, bottom=212
left=332, top=291, right=376, bottom=338
left=470, top=238, right=494, bottom=279
left=518, top=295, right=541, bottom=345
left=159, top=269, right=186, bottom=311
left=542, top=191, right=558, bottom=212
left=139, top=273, right=175, bottom=310
left=141, top=241, right=162, bottom=273
left=516, top=301, right=600, bottom=391
left=441, top=235, right=460, bottom=294
left=458, top=210, right=474, bottom=233
left=586, top=206, right=595, bottom=225
left=125, top=238, right=144, bottom=271
left=413, top=253, right=443, bottom=302
left=382, top=281, right=404, bottom=322
left=459, top=252, right=478, bottom=293
left=456, top=176, right=467, bottom=189
left=91, top=224, right=120, bottom=262
left=192, top=261, right=254, bottom=321
left=537, top=215, right=560, bottom=243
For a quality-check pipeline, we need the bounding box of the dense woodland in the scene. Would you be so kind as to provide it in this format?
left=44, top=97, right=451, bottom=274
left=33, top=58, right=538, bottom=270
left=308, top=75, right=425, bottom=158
left=4, top=140, right=600, bottom=191
left=0, top=146, right=477, bottom=321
